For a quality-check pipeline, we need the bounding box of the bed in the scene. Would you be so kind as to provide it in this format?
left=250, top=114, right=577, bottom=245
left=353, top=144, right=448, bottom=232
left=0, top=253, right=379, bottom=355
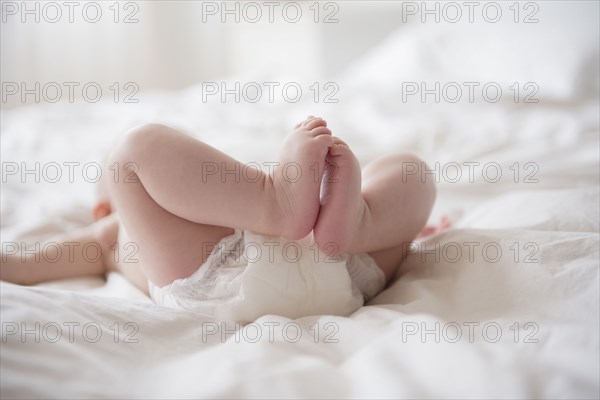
left=1, top=4, right=599, bottom=398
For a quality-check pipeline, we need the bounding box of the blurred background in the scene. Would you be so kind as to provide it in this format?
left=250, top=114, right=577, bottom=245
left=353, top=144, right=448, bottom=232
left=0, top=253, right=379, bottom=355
left=2, top=1, right=598, bottom=108
left=2, top=1, right=412, bottom=108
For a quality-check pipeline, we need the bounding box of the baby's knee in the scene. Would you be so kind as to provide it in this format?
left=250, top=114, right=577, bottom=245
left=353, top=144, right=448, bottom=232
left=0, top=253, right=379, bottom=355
left=122, top=123, right=172, bottom=151
left=401, top=154, right=437, bottom=204
left=364, top=152, right=425, bottom=176
left=127, top=122, right=171, bottom=137
left=373, top=153, right=437, bottom=199
left=107, top=123, right=170, bottom=165
left=387, top=152, right=424, bottom=166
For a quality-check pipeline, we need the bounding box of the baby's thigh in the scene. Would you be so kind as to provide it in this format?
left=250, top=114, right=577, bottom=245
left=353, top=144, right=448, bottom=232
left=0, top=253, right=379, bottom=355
left=113, top=190, right=233, bottom=289
left=104, top=224, right=149, bottom=294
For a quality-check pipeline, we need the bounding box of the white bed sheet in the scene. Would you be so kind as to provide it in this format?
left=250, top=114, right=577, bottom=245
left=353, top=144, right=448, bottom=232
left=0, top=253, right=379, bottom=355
left=1, top=5, right=599, bottom=398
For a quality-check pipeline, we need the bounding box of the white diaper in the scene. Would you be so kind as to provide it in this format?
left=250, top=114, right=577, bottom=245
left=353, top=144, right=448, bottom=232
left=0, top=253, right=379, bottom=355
left=148, top=230, right=386, bottom=323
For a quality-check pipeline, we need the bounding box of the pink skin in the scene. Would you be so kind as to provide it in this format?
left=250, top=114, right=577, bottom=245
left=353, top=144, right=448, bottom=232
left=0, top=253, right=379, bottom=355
left=314, top=137, right=366, bottom=254
left=273, top=116, right=334, bottom=239
left=0, top=117, right=436, bottom=293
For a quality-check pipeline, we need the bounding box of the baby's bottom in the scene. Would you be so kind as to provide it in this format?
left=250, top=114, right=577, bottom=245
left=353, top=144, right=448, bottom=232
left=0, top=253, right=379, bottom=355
left=105, top=122, right=436, bottom=290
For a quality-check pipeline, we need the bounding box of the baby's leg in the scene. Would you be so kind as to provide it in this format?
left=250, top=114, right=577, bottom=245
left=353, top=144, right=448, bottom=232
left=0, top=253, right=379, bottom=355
left=107, top=119, right=332, bottom=287
left=0, top=214, right=117, bottom=285
left=314, top=141, right=435, bottom=281
left=361, top=155, right=436, bottom=281
left=360, top=153, right=436, bottom=252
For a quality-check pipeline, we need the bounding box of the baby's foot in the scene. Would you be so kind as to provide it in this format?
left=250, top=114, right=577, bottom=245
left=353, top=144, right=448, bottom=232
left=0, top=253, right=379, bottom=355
left=313, top=137, right=368, bottom=255
left=274, top=117, right=333, bottom=240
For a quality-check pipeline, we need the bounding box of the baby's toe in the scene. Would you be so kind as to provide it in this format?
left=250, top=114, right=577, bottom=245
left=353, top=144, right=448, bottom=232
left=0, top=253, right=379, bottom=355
left=300, top=116, right=316, bottom=126
left=329, top=138, right=352, bottom=157
left=329, top=144, right=347, bottom=157
left=305, top=117, right=327, bottom=130
left=309, top=126, right=332, bottom=137
left=313, top=132, right=335, bottom=149
left=294, top=116, right=315, bottom=129
left=332, top=137, right=349, bottom=147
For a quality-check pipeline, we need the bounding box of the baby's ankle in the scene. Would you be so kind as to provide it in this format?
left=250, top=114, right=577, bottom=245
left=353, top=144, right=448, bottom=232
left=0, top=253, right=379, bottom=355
left=258, top=174, right=290, bottom=237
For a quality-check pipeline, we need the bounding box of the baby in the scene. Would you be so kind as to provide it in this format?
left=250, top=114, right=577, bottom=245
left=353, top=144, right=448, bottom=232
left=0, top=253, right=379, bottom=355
left=1, top=117, right=436, bottom=319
